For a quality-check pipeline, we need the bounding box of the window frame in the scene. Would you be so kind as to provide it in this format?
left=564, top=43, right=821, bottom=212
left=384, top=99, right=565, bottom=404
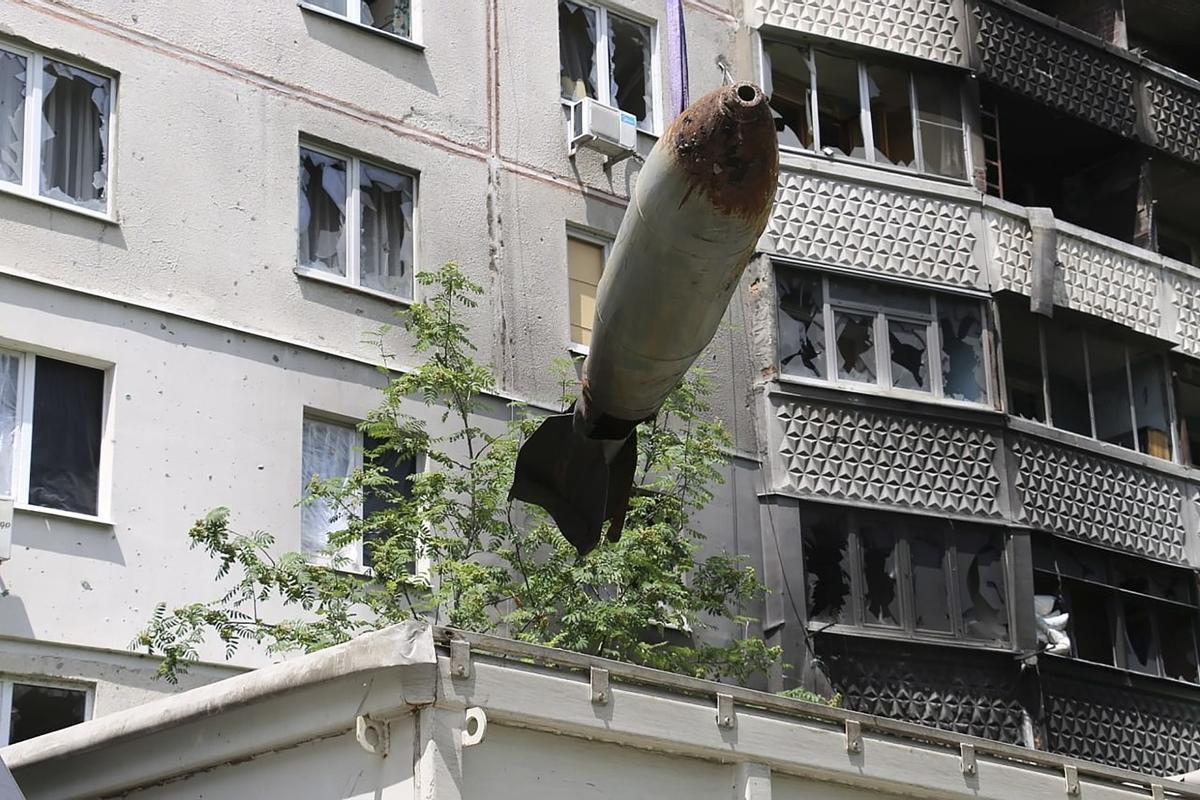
left=565, top=226, right=612, bottom=354
left=799, top=505, right=1014, bottom=648
left=0, top=42, right=117, bottom=220
left=0, top=348, right=113, bottom=524
left=558, top=0, right=661, bottom=135
left=760, top=38, right=971, bottom=181
left=295, top=140, right=419, bottom=304
left=299, top=412, right=421, bottom=574
left=296, top=1, right=422, bottom=48
left=998, top=306, right=1179, bottom=462
left=0, top=676, right=93, bottom=746
left=775, top=264, right=996, bottom=409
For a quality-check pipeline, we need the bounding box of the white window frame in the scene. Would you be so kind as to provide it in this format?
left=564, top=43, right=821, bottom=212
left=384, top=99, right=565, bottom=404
left=0, top=676, right=93, bottom=746
left=565, top=226, right=612, bottom=354
left=295, top=141, right=419, bottom=303
left=296, top=1, right=422, bottom=47
left=300, top=413, right=423, bottom=574
left=0, top=42, right=116, bottom=220
left=0, top=348, right=113, bottom=524
left=759, top=39, right=971, bottom=181
left=776, top=268, right=995, bottom=409
left=559, top=1, right=661, bottom=135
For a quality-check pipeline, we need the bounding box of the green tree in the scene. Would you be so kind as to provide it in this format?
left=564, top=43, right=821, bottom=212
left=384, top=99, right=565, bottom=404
left=136, top=262, right=780, bottom=684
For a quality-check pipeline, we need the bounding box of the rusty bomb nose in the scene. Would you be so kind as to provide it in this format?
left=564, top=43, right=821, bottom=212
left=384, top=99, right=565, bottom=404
left=665, top=82, right=780, bottom=224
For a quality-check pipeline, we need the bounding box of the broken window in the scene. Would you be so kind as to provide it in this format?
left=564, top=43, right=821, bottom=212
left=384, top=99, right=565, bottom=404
left=302, top=0, right=414, bottom=39
left=0, top=350, right=106, bottom=517
left=801, top=508, right=852, bottom=624
left=0, top=45, right=112, bottom=212
left=999, top=303, right=1175, bottom=460
left=3, top=681, right=89, bottom=746
left=1034, top=536, right=1200, bottom=682
left=800, top=506, right=1008, bottom=644
left=559, top=1, right=655, bottom=132
left=1174, top=359, right=1200, bottom=467
left=0, top=49, right=25, bottom=186
left=567, top=232, right=608, bottom=347
left=775, top=265, right=990, bottom=405
left=956, top=529, right=1009, bottom=643
left=297, top=144, right=416, bottom=300
left=764, top=40, right=966, bottom=178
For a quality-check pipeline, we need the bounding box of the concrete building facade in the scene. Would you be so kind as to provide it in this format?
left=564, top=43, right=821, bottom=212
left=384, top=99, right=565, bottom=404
left=1, top=0, right=1200, bottom=779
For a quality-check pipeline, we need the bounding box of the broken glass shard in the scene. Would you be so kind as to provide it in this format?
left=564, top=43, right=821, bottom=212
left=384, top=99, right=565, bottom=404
left=359, top=162, right=414, bottom=297
left=559, top=1, right=597, bottom=102
left=609, top=13, right=652, bottom=130
left=911, top=527, right=952, bottom=632
left=956, top=529, right=1008, bottom=642
left=776, top=269, right=825, bottom=379
left=298, top=147, right=348, bottom=276
left=802, top=511, right=851, bottom=624
left=40, top=59, right=110, bottom=210
left=834, top=311, right=876, bottom=383
left=859, top=521, right=900, bottom=627
left=0, top=48, right=26, bottom=185
left=939, top=296, right=985, bottom=402
left=888, top=319, right=929, bottom=391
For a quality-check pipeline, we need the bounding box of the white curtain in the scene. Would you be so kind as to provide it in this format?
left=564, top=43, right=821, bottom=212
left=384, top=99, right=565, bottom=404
left=300, top=418, right=356, bottom=556
left=359, top=162, right=413, bottom=298
left=0, top=351, right=18, bottom=499
left=0, top=49, right=26, bottom=185
left=40, top=60, right=110, bottom=210
left=297, top=148, right=348, bottom=275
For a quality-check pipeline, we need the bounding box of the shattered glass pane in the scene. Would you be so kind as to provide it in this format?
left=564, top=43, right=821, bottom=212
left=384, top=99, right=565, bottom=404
left=28, top=357, right=104, bottom=516
left=956, top=529, right=1008, bottom=642
left=834, top=311, right=876, bottom=384
left=297, top=148, right=348, bottom=276
left=1129, top=349, right=1172, bottom=459
left=939, top=296, right=986, bottom=403
left=887, top=319, right=928, bottom=391
left=1160, top=608, right=1198, bottom=682
left=801, top=510, right=851, bottom=624
left=559, top=1, right=597, bottom=102
left=40, top=60, right=110, bottom=210
left=609, top=12, right=653, bottom=130
left=859, top=521, right=900, bottom=627
left=359, top=161, right=414, bottom=298
left=1089, top=333, right=1134, bottom=449
left=362, top=0, right=411, bottom=37
left=0, top=48, right=26, bottom=185
left=0, top=350, right=17, bottom=498
left=911, top=527, right=952, bottom=632
left=1121, top=599, right=1158, bottom=675
left=776, top=269, right=825, bottom=379
left=866, top=64, right=914, bottom=169
left=814, top=50, right=863, bottom=158
left=765, top=42, right=813, bottom=150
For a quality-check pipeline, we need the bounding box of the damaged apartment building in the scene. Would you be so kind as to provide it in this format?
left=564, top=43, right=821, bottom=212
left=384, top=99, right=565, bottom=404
left=2, top=0, right=1200, bottom=784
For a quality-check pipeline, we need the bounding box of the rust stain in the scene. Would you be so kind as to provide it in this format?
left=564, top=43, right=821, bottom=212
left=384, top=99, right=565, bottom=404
left=666, top=83, right=780, bottom=228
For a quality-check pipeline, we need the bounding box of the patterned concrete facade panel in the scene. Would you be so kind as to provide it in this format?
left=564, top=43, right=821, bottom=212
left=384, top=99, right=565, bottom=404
left=974, top=2, right=1138, bottom=138
left=986, top=209, right=1033, bottom=295
left=771, top=398, right=1004, bottom=517
left=1147, top=74, right=1200, bottom=165
left=1011, top=436, right=1188, bottom=563
left=1054, top=233, right=1161, bottom=337
left=753, top=0, right=966, bottom=66
left=765, top=172, right=982, bottom=289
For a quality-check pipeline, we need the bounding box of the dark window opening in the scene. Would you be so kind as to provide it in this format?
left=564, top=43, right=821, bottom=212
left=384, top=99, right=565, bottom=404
left=764, top=42, right=813, bottom=150
left=1174, top=359, right=1200, bottom=467
left=361, top=434, right=416, bottom=571
left=776, top=269, right=825, bottom=379
left=362, top=0, right=411, bottom=37
left=559, top=0, right=597, bottom=102
left=860, top=523, right=900, bottom=626
left=8, top=683, right=87, bottom=745
left=29, top=357, right=104, bottom=516
left=608, top=14, right=652, bottom=128
left=814, top=50, right=862, bottom=159
left=801, top=508, right=852, bottom=624
left=910, top=527, right=952, bottom=632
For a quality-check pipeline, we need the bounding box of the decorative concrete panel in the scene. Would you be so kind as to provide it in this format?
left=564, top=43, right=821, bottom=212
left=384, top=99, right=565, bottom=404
left=766, top=172, right=981, bottom=289
left=1044, top=670, right=1200, bottom=775
left=1147, top=75, right=1200, bottom=166
left=986, top=210, right=1032, bottom=294
left=1054, top=234, right=1160, bottom=337
left=817, top=636, right=1026, bottom=745
left=772, top=398, right=1003, bottom=517
left=754, top=0, right=966, bottom=67
left=975, top=2, right=1138, bottom=139
left=1173, top=273, right=1200, bottom=358
left=1011, top=437, right=1187, bottom=563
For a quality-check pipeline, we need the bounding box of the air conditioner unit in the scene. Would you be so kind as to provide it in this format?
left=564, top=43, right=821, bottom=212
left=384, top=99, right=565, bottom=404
left=568, top=98, right=638, bottom=158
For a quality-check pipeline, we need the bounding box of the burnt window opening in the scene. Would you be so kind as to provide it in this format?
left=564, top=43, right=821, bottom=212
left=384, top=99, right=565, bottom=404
left=1033, top=535, right=1200, bottom=682
left=5, top=681, right=89, bottom=746
left=1173, top=359, right=1200, bottom=468
left=799, top=505, right=1010, bottom=645
left=776, top=265, right=990, bottom=405
left=1153, top=157, right=1200, bottom=267
left=763, top=40, right=966, bottom=179
left=998, top=300, right=1173, bottom=460
left=558, top=1, right=655, bottom=132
